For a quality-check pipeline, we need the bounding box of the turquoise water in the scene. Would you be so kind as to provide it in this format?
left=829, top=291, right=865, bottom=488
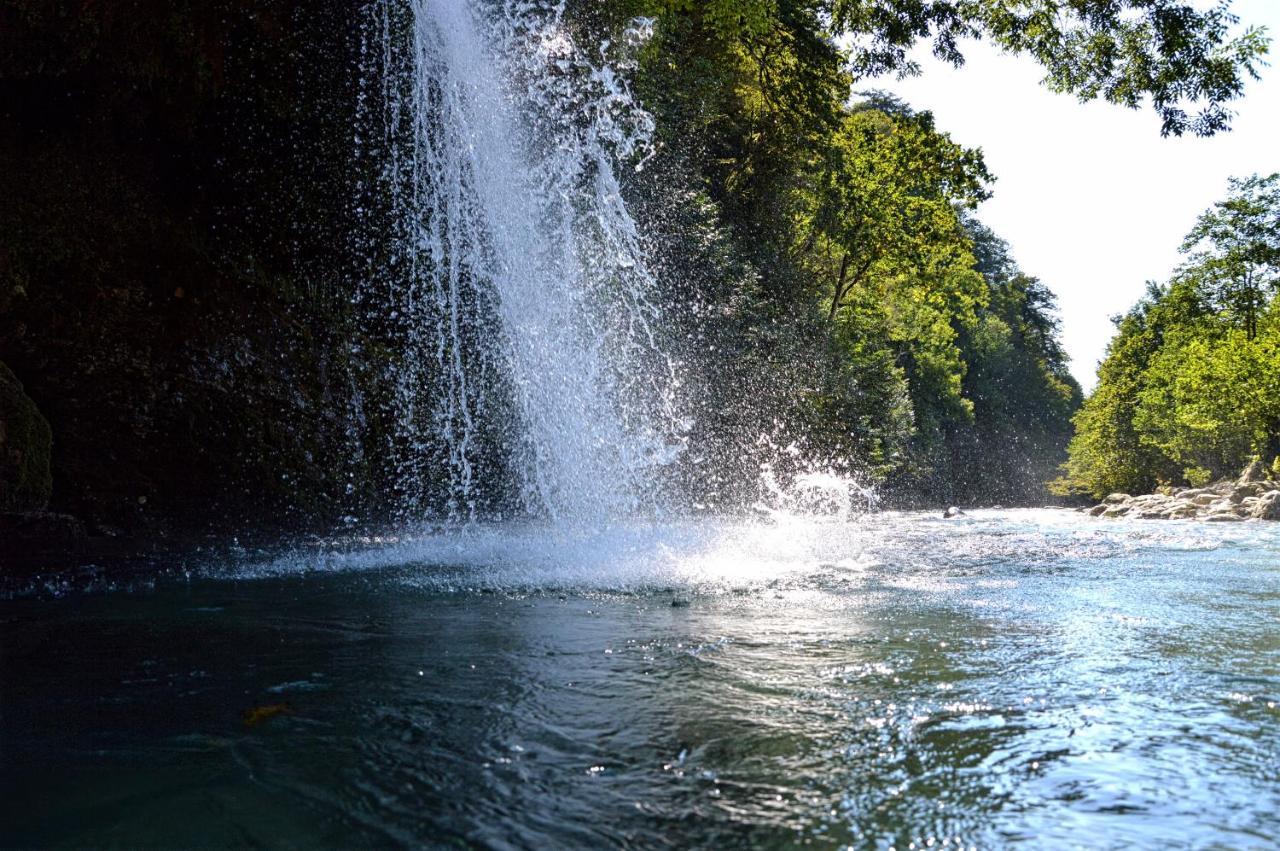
left=2, top=510, right=1278, bottom=848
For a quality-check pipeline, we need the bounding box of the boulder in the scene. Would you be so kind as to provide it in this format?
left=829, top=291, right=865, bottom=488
left=1205, top=512, right=1244, bottom=522
left=1251, top=491, right=1280, bottom=521
left=1086, top=476, right=1280, bottom=523
left=1238, top=458, right=1268, bottom=484
left=1230, top=482, right=1264, bottom=503
left=0, top=362, right=53, bottom=513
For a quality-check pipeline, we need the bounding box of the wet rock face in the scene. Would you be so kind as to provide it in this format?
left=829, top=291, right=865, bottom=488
left=0, top=362, right=52, bottom=512
left=1253, top=491, right=1280, bottom=521
left=1082, top=461, right=1280, bottom=522
left=1, top=1, right=375, bottom=534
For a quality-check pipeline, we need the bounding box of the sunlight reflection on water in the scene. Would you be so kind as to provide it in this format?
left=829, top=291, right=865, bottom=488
left=238, top=508, right=1279, bottom=592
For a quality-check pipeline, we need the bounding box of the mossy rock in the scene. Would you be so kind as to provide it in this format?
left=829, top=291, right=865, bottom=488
left=0, top=361, right=53, bottom=512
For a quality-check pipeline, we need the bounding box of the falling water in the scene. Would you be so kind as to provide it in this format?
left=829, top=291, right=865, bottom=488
left=355, top=0, right=684, bottom=525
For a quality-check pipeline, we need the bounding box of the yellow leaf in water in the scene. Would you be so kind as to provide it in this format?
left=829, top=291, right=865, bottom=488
left=242, top=703, right=291, bottom=727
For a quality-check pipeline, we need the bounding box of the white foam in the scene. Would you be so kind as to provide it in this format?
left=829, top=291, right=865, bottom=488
left=229, top=509, right=1280, bottom=593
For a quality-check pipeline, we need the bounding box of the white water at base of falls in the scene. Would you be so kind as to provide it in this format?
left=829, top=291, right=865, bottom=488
left=358, top=0, right=684, bottom=527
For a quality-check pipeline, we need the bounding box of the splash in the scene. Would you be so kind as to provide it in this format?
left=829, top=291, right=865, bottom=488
left=223, top=508, right=1280, bottom=595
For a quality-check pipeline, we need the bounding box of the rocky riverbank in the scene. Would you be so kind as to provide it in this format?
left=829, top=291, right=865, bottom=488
left=1080, top=461, right=1280, bottom=522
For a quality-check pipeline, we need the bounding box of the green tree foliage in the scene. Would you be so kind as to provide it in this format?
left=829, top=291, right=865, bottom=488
left=933, top=219, right=1083, bottom=502
left=594, top=0, right=1264, bottom=504
left=791, top=95, right=992, bottom=448
left=1135, top=317, right=1280, bottom=480
left=634, top=0, right=1269, bottom=136
left=1179, top=173, right=1280, bottom=339
left=831, top=0, right=1268, bottom=136
left=1055, top=281, right=1202, bottom=496
left=796, top=96, right=992, bottom=323
left=1058, top=175, right=1280, bottom=498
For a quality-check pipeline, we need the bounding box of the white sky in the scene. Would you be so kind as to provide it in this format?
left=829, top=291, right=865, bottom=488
left=879, top=0, right=1280, bottom=391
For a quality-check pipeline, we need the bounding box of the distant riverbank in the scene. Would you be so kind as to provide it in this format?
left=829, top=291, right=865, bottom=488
left=1080, top=461, right=1280, bottom=522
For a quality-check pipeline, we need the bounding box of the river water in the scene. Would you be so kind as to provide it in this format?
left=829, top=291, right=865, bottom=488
left=2, top=510, right=1278, bottom=848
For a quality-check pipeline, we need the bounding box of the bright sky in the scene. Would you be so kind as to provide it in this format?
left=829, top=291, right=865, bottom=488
left=879, top=0, right=1280, bottom=391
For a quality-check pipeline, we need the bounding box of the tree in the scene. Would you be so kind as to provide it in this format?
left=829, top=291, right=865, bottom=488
left=1179, top=173, right=1280, bottom=340
left=787, top=97, right=992, bottom=468
left=795, top=97, right=991, bottom=322
left=1057, top=175, right=1280, bottom=496
left=946, top=218, right=1082, bottom=502
left=1133, top=316, right=1280, bottom=481
left=606, top=0, right=1212, bottom=503
left=1054, top=280, right=1207, bottom=497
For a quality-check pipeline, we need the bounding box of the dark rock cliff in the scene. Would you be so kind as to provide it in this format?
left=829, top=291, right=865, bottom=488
left=0, top=0, right=376, bottom=541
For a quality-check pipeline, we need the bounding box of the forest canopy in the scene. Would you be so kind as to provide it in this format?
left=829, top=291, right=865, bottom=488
left=592, top=0, right=1098, bottom=506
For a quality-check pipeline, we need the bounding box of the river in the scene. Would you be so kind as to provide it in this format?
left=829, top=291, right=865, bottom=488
left=3, top=510, right=1277, bottom=848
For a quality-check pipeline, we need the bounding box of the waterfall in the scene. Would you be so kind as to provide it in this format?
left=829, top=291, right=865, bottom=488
left=355, top=0, right=684, bottom=526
